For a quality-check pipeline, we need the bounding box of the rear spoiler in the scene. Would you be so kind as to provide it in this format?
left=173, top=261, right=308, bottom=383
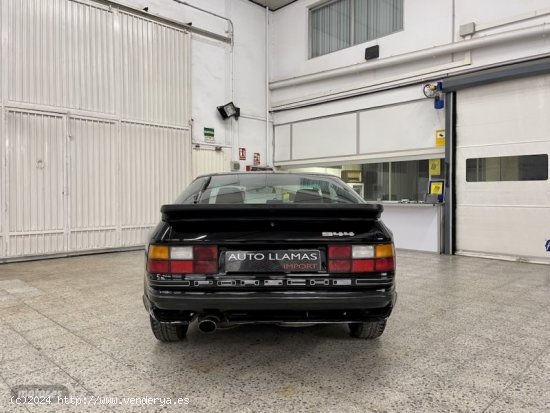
left=161, top=204, right=383, bottom=223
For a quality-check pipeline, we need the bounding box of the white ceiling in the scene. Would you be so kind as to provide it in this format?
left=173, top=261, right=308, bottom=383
left=250, top=0, right=297, bottom=11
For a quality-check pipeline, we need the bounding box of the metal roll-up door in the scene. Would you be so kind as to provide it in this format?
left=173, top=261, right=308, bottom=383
left=455, top=74, right=550, bottom=263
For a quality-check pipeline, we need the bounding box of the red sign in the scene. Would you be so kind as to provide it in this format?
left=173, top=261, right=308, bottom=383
left=239, top=148, right=246, bottom=160
left=253, top=153, right=260, bottom=166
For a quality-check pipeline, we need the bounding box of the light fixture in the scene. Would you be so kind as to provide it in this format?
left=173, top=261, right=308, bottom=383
left=217, top=102, right=240, bottom=119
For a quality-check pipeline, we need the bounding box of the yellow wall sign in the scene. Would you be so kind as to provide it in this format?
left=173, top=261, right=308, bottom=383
left=429, top=159, right=441, bottom=176
left=435, top=129, right=445, bottom=147
left=430, top=181, right=444, bottom=195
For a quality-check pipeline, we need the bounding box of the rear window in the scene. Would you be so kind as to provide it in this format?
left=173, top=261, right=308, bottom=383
left=180, top=174, right=363, bottom=204
left=173, top=176, right=208, bottom=204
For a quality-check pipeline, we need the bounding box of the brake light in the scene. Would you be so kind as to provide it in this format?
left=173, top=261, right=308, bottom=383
left=194, top=260, right=217, bottom=273
left=352, top=259, right=376, bottom=272
left=328, top=244, right=394, bottom=274
left=147, top=245, right=218, bottom=274
left=375, top=257, right=395, bottom=272
left=328, top=260, right=352, bottom=272
left=328, top=246, right=351, bottom=259
left=170, top=260, right=194, bottom=273
left=147, top=259, right=170, bottom=273
left=194, top=245, right=218, bottom=260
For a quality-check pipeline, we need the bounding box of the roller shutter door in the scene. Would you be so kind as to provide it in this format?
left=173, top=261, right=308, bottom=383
left=455, top=74, right=550, bottom=263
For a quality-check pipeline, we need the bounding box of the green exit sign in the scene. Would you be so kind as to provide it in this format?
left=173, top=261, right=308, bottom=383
left=204, top=127, right=214, bottom=143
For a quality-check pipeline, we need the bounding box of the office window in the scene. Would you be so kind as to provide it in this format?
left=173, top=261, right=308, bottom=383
left=309, top=0, right=404, bottom=58
left=365, top=162, right=390, bottom=201
left=466, top=154, right=548, bottom=182
left=364, top=159, right=444, bottom=202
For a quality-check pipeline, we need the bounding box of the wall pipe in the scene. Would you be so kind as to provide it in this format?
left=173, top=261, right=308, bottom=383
left=270, top=23, right=550, bottom=90
left=265, top=5, right=270, bottom=166
left=172, top=0, right=234, bottom=45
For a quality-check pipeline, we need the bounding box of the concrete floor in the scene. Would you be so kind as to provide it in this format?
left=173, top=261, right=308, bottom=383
left=0, top=250, right=548, bottom=413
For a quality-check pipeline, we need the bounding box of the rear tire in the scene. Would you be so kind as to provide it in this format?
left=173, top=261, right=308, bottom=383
left=150, top=316, right=188, bottom=342
left=349, top=320, right=386, bottom=339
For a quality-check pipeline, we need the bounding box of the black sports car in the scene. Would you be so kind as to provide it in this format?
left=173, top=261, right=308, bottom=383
left=143, top=172, right=396, bottom=341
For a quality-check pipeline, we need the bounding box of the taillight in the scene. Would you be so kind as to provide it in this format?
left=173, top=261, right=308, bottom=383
left=375, top=257, right=395, bottom=272
left=170, top=260, right=193, bottom=273
left=194, top=261, right=217, bottom=273
left=149, top=245, right=169, bottom=260
left=147, top=245, right=218, bottom=274
left=328, top=260, right=352, bottom=272
left=194, top=246, right=218, bottom=261
left=328, top=244, right=394, bottom=274
left=352, top=259, right=376, bottom=272
left=328, top=246, right=351, bottom=259
left=147, top=259, right=170, bottom=273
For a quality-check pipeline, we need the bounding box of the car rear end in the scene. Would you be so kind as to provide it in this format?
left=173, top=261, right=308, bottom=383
left=143, top=198, right=397, bottom=340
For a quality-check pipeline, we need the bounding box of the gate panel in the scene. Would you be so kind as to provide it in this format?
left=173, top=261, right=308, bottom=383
left=1, top=0, right=191, bottom=260
left=69, top=117, right=118, bottom=250
left=119, top=11, right=189, bottom=126
left=192, top=147, right=230, bottom=178
left=7, top=0, right=115, bottom=113
left=120, top=122, right=189, bottom=246
left=6, top=110, right=65, bottom=257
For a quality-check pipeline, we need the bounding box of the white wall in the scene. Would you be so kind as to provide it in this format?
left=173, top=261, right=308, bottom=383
left=269, top=0, right=550, bottom=110
left=454, top=0, right=550, bottom=40
left=119, top=0, right=272, bottom=169
left=270, top=0, right=453, bottom=81
left=272, top=85, right=445, bottom=167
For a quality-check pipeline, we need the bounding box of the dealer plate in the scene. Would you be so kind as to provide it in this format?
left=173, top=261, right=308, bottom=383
left=224, top=250, right=321, bottom=273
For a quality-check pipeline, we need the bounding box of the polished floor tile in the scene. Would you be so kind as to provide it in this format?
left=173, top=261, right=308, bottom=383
left=0, top=250, right=548, bottom=412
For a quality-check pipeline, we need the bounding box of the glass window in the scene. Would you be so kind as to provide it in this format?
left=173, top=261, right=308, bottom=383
left=392, top=160, right=427, bottom=202
left=173, top=177, right=207, bottom=204
left=365, top=163, right=389, bottom=201
left=364, top=159, right=444, bottom=202
left=354, top=0, right=404, bottom=44
left=309, top=0, right=403, bottom=58
left=190, top=173, right=364, bottom=204
left=466, top=154, right=548, bottom=182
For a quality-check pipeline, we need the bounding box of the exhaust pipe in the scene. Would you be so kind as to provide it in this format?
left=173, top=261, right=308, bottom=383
left=197, top=315, right=219, bottom=334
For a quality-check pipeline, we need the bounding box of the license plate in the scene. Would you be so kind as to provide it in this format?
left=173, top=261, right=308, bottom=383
left=225, top=250, right=321, bottom=273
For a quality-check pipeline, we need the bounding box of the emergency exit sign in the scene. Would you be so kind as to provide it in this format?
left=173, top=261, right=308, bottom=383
left=204, top=127, right=215, bottom=143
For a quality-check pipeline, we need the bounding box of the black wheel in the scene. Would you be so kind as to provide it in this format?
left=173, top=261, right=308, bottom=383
left=150, top=316, right=188, bottom=342
left=349, top=320, right=386, bottom=339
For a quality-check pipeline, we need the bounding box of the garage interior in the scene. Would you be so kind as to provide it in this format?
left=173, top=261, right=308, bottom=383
left=0, top=0, right=549, bottom=411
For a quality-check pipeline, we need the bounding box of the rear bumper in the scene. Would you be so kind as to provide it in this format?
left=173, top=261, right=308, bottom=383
left=144, top=286, right=396, bottom=321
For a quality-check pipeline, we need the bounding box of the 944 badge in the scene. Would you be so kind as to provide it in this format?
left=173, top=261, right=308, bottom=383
left=322, top=232, right=355, bottom=237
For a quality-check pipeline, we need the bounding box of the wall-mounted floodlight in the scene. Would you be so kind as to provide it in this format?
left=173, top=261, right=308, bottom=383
left=217, top=102, right=240, bottom=119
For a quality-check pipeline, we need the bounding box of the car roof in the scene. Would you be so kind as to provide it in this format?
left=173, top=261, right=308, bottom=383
left=194, top=171, right=342, bottom=179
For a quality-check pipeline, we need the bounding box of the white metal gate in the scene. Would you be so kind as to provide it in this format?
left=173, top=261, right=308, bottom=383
left=192, top=147, right=231, bottom=179
left=0, top=0, right=192, bottom=260
left=455, top=74, right=550, bottom=263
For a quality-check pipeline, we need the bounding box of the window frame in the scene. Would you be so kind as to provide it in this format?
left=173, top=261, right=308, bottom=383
left=308, top=0, right=404, bottom=59
left=465, top=154, right=549, bottom=183
left=364, top=158, right=444, bottom=202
